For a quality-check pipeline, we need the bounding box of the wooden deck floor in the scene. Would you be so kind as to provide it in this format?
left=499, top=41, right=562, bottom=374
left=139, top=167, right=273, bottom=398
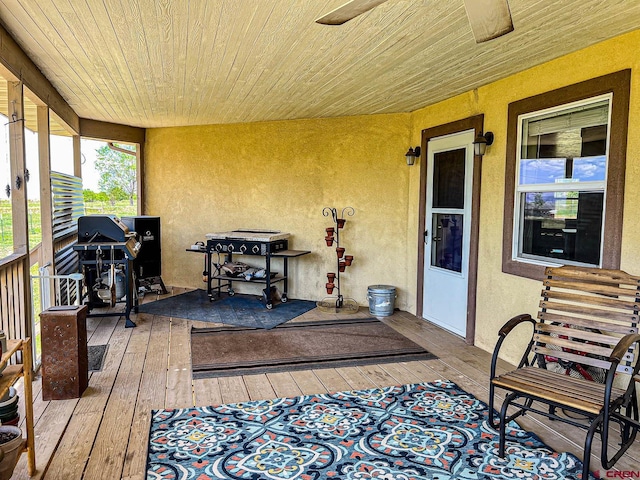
left=10, top=288, right=640, bottom=479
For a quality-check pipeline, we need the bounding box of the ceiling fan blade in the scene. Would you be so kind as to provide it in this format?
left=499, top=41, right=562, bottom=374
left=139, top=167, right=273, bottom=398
left=316, top=0, right=390, bottom=25
left=463, top=0, right=514, bottom=43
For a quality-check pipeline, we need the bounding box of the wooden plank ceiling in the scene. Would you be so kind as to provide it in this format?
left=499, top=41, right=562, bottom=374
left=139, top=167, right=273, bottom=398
left=0, top=0, right=637, bottom=129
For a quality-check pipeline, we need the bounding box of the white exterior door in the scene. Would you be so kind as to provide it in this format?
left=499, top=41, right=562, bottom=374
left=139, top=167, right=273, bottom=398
left=422, top=130, right=475, bottom=337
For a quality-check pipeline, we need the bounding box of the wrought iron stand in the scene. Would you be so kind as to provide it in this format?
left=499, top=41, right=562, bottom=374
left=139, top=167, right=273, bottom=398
left=317, top=206, right=358, bottom=313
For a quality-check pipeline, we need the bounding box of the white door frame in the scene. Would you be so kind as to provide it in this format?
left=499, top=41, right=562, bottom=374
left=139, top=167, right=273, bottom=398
left=416, top=116, right=484, bottom=344
left=422, top=130, right=474, bottom=337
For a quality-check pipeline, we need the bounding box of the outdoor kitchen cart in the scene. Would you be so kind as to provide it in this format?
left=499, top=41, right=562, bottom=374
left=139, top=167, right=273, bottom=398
left=204, top=230, right=310, bottom=309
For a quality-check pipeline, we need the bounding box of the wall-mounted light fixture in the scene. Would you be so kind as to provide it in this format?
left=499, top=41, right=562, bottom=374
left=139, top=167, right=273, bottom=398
left=405, top=146, right=421, bottom=166
left=473, top=131, right=494, bottom=156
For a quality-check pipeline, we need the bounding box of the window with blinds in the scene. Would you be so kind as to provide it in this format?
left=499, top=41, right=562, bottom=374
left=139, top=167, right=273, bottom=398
left=513, top=94, right=611, bottom=266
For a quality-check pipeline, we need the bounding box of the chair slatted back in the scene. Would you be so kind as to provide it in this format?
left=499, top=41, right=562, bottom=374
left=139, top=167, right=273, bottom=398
left=534, top=266, right=640, bottom=375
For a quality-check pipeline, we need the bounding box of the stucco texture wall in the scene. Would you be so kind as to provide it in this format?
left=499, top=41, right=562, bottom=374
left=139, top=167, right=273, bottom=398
left=410, top=29, right=640, bottom=363
left=144, top=114, right=412, bottom=307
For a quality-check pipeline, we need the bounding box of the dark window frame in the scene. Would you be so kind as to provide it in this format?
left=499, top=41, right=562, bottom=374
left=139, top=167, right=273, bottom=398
left=502, top=70, right=631, bottom=280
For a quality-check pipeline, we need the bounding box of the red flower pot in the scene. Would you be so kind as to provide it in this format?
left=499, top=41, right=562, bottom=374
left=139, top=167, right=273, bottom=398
left=336, top=247, right=345, bottom=258
left=344, top=255, right=353, bottom=266
left=327, top=273, right=336, bottom=283
left=325, top=236, right=334, bottom=246
left=339, top=262, right=346, bottom=272
left=337, top=218, right=346, bottom=229
left=326, top=282, right=335, bottom=294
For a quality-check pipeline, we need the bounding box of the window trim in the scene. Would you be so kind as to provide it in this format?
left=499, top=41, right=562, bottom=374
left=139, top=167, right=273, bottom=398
left=502, top=70, right=631, bottom=280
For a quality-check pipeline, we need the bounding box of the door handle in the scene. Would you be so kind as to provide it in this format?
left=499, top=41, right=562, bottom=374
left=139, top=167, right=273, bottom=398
left=424, top=230, right=429, bottom=243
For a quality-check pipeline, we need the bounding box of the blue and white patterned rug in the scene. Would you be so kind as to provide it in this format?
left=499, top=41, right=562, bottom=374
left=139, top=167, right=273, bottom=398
left=146, top=380, right=590, bottom=479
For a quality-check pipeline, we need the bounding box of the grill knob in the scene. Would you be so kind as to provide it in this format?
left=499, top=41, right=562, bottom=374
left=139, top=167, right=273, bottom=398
left=215, top=243, right=222, bottom=252
left=240, top=244, right=247, bottom=253
left=228, top=244, right=234, bottom=251
left=252, top=245, right=260, bottom=254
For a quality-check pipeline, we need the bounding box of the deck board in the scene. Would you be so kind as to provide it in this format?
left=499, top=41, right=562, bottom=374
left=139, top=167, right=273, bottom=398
left=83, top=318, right=152, bottom=479
left=165, top=318, right=193, bottom=408
left=266, top=372, right=303, bottom=399
left=244, top=373, right=277, bottom=401
left=44, top=317, right=131, bottom=478
left=218, top=376, right=250, bottom=404
left=121, top=316, right=171, bottom=478
left=289, top=370, right=326, bottom=395
left=8, top=290, right=639, bottom=479
left=193, top=377, right=223, bottom=407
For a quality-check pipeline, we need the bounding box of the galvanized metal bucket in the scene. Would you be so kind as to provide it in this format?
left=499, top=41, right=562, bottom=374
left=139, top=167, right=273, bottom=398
left=367, top=285, right=396, bottom=317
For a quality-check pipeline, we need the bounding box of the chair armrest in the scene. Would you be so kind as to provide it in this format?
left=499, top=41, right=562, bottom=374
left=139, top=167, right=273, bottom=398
left=491, top=314, right=537, bottom=380
left=609, top=333, right=640, bottom=364
left=499, top=314, right=536, bottom=337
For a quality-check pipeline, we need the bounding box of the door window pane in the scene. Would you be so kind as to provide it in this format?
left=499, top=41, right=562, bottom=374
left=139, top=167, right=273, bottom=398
left=431, top=213, right=463, bottom=272
left=432, top=148, right=465, bottom=209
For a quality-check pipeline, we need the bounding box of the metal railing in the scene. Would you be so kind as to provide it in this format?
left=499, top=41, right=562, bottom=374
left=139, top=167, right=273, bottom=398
left=31, top=265, right=84, bottom=369
left=33, top=265, right=83, bottom=311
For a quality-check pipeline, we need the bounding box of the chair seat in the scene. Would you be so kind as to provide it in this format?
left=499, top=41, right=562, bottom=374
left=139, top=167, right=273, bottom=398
left=492, top=366, right=626, bottom=415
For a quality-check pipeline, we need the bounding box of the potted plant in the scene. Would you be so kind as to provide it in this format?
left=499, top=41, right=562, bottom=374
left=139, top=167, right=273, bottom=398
left=0, top=425, right=23, bottom=480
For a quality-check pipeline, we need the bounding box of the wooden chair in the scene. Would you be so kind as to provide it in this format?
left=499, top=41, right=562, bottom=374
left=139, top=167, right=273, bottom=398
left=489, top=266, right=640, bottom=478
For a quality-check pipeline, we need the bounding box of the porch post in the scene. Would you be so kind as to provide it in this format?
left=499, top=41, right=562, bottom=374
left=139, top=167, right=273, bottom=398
left=73, top=134, right=82, bottom=178
left=37, top=105, right=54, bottom=272
left=7, top=80, right=33, bottom=338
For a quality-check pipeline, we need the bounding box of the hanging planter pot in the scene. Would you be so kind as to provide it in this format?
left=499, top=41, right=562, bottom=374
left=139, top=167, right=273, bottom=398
left=0, top=425, right=23, bottom=480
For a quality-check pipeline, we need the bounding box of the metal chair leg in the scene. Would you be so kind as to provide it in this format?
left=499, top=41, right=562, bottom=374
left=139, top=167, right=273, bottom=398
left=582, top=417, right=599, bottom=480
left=498, top=392, right=517, bottom=457
left=488, top=381, right=499, bottom=430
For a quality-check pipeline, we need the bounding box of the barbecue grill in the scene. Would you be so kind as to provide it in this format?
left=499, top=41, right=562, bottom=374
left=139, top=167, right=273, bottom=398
left=73, top=215, right=141, bottom=327
left=202, top=229, right=309, bottom=308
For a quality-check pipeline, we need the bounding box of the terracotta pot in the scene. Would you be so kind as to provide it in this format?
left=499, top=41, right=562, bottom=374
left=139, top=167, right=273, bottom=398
left=326, top=227, right=335, bottom=235
left=325, top=236, right=334, bottom=247
left=326, top=282, right=335, bottom=294
left=0, top=425, right=22, bottom=480
left=337, top=218, right=346, bottom=229
left=327, top=273, right=336, bottom=282
left=336, top=247, right=345, bottom=258
left=339, top=262, right=346, bottom=272
left=344, top=255, right=353, bottom=266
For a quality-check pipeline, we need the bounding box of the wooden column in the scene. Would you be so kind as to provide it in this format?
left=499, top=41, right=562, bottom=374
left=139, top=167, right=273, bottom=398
left=137, top=143, right=144, bottom=213
left=7, top=82, right=27, bottom=253
left=7, top=81, right=32, bottom=338
left=37, top=105, right=54, bottom=272
left=73, top=134, right=82, bottom=178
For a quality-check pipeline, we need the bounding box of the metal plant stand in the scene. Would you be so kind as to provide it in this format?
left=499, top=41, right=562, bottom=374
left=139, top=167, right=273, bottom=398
left=316, top=206, right=358, bottom=313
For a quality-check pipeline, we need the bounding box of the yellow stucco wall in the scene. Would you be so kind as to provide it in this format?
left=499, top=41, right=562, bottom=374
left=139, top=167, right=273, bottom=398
left=145, top=29, right=640, bottom=364
left=145, top=114, right=412, bottom=306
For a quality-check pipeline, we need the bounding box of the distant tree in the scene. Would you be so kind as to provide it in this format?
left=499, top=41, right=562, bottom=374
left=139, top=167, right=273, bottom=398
left=532, top=193, right=546, bottom=215
left=107, top=186, right=128, bottom=205
left=95, top=144, right=137, bottom=206
left=83, top=189, right=98, bottom=202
